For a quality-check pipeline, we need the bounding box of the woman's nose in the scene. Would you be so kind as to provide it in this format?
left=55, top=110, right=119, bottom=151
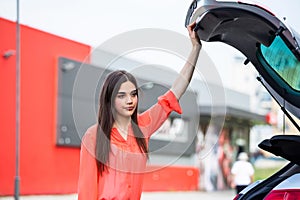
left=126, top=95, right=133, bottom=104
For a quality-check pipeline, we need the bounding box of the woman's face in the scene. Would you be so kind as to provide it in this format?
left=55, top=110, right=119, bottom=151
left=114, top=81, right=138, bottom=119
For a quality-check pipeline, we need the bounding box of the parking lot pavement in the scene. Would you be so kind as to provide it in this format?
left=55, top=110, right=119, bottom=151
left=1, top=190, right=236, bottom=200
left=142, top=190, right=236, bottom=200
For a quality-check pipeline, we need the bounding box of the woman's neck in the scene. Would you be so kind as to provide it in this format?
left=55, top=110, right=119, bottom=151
left=114, top=117, right=131, bottom=140
left=114, top=116, right=131, bottom=128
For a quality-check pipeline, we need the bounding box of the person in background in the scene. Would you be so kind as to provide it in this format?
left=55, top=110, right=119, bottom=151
left=231, top=152, right=255, bottom=194
left=77, top=22, right=202, bottom=200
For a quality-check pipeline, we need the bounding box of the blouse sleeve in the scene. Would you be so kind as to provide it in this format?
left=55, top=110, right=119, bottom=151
left=77, top=128, right=98, bottom=200
left=138, top=90, right=182, bottom=138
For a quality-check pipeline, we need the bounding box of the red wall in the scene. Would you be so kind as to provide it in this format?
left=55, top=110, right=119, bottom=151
left=0, top=18, right=91, bottom=195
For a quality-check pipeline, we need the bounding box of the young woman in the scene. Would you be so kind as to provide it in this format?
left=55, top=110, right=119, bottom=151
left=77, top=22, right=201, bottom=200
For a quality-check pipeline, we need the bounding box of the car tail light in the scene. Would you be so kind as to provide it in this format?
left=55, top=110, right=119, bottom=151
left=233, top=194, right=241, bottom=200
left=264, top=189, right=300, bottom=200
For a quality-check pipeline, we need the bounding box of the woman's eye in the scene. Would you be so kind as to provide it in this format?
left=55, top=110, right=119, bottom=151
left=131, top=90, right=138, bottom=97
left=131, top=92, right=137, bottom=97
left=117, top=95, right=125, bottom=98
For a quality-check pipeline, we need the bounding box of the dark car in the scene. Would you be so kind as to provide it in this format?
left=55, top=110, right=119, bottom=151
left=185, top=0, right=300, bottom=199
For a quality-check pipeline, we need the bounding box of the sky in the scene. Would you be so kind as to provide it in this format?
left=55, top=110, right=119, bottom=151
left=1, top=0, right=299, bottom=46
left=1, top=0, right=193, bottom=46
left=1, top=0, right=300, bottom=88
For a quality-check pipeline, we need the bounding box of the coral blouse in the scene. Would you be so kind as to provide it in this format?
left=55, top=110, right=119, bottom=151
left=77, top=90, right=182, bottom=200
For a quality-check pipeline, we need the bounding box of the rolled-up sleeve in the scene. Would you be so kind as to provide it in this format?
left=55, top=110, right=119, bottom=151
left=158, top=90, right=182, bottom=115
left=139, top=90, right=182, bottom=138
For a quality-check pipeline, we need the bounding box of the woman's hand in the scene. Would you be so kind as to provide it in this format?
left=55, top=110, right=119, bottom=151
left=187, top=22, right=202, bottom=48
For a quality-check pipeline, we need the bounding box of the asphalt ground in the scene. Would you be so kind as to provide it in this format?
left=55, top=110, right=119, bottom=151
left=1, top=190, right=236, bottom=200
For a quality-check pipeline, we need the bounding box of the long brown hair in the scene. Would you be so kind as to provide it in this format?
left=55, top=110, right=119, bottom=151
left=96, top=70, right=148, bottom=175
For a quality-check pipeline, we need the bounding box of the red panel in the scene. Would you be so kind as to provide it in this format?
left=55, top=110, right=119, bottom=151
left=0, top=18, right=91, bottom=195
left=0, top=18, right=17, bottom=196
left=143, top=165, right=199, bottom=191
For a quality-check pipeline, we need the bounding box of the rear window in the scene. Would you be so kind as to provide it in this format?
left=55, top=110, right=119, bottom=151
left=260, top=35, right=300, bottom=91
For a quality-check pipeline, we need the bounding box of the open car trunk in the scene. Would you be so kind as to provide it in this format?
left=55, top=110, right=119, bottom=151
left=185, top=1, right=300, bottom=198
left=185, top=0, right=300, bottom=120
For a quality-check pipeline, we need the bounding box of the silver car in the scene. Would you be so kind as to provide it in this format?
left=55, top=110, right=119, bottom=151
left=185, top=0, right=300, bottom=199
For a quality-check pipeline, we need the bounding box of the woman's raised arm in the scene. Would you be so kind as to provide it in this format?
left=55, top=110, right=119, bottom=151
left=171, top=22, right=202, bottom=100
